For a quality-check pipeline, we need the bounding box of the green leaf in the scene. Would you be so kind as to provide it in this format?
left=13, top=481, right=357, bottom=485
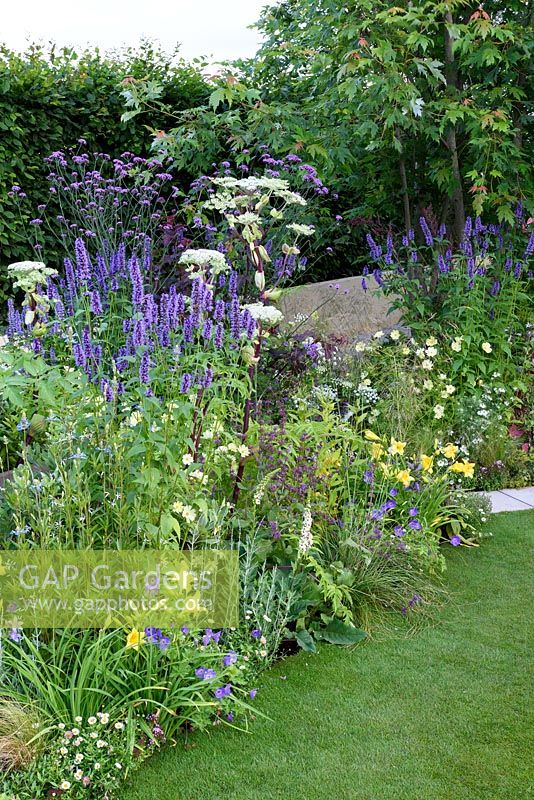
left=296, top=629, right=317, bottom=653
left=315, top=620, right=367, bottom=646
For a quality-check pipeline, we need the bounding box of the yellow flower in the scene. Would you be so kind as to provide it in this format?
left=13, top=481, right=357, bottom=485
left=481, top=342, right=492, bottom=353
left=370, top=442, right=385, bottom=460
left=426, top=336, right=438, bottom=347
left=421, top=454, right=434, bottom=472
left=379, top=462, right=392, bottom=477
left=442, top=443, right=459, bottom=459
left=449, top=459, right=475, bottom=478
left=396, top=469, right=414, bottom=488
left=126, top=629, right=145, bottom=651
left=389, top=438, right=406, bottom=456
left=364, top=430, right=382, bottom=442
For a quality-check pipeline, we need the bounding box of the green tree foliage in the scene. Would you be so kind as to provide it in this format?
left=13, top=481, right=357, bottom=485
left=128, top=1, right=532, bottom=253
left=0, top=41, right=209, bottom=300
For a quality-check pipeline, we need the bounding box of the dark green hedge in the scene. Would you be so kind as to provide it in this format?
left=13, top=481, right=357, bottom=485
left=0, top=42, right=209, bottom=304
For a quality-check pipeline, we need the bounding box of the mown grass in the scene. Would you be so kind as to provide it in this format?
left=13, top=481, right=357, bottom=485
left=122, top=511, right=534, bottom=800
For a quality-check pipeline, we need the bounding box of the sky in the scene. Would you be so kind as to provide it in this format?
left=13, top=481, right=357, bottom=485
left=1, top=0, right=275, bottom=62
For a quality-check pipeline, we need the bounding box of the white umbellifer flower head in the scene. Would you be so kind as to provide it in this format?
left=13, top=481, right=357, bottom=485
left=433, top=405, right=445, bottom=419
left=235, top=212, right=261, bottom=225
left=287, top=223, right=315, bottom=236
left=298, top=508, right=313, bottom=554
left=355, top=341, right=367, bottom=352
left=242, top=303, right=284, bottom=327
left=179, top=249, right=228, bottom=276
left=279, top=190, right=307, bottom=206
left=8, top=261, right=58, bottom=293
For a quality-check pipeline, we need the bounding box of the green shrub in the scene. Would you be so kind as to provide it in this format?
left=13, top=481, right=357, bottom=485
left=0, top=41, right=209, bottom=306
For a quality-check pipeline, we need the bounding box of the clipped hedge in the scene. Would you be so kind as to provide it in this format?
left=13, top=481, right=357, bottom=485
left=0, top=41, right=209, bottom=304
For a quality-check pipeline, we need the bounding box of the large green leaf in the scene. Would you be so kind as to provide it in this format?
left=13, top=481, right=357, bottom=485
left=315, top=621, right=367, bottom=646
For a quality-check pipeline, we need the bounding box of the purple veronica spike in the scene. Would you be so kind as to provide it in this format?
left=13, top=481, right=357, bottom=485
left=203, top=367, right=214, bottom=388
left=437, top=254, right=449, bottom=274
left=183, top=315, right=194, bottom=344
left=419, top=216, right=433, bottom=246
left=75, top=238, right=92, bottom=285
left=229, top=270, right=238, bottom=295
left=214, top=299, right=225, bottom=322
left=158, top=322, right=170, bottom=348
left=139, top=350, right=150, bottom=384
left=202, top=319, right=213, bottom=340
left=180, top=373, right=193, bottom=393
left=525, top=231, right=534, bottom=259
left=463, top=217, right=472, bottom=239
left=214, top=323, right=224, bottom=349
left=366, top=233, right=382, bottom=260
left=229, top=295, right=241, bottom=340
left=129, top=256, right=144, bottom=308
left=90, top=290, right=103, bottom=315
left=133, top=319, right=146, bottom=348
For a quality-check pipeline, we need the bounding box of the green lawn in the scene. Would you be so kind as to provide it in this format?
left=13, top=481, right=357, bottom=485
left=122, top=511, right=534, bottom=800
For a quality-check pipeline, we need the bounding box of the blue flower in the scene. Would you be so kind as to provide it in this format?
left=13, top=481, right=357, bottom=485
left=450, top=535, right=461, bottom=547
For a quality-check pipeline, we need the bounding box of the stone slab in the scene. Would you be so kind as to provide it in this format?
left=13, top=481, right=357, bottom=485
left=486, top=491, right=534, bottom=513
left=496, top=488, right=534, bottom=508
left=279, top=276, right=401, bottom=338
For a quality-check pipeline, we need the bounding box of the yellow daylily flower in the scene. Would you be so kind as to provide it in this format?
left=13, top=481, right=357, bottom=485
left=449, top=459, right=475, bottom=478
left=364, top=430, right=382, bottom=442
left=126, top=629, right=145, bottom=651
left=442, top=443, right=459, bottom=459
left=389, top=438, right=406, bottom=456
left=421, top=454, right=434, bottom=472
left=379, top=462, right=392, bottom=477
left=396, top=469, right=414, bottom=488
left=370, top=443, right=385, bottom=460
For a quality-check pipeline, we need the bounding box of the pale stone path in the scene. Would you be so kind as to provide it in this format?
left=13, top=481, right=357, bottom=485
left=479, top=487, right=534, bottom=513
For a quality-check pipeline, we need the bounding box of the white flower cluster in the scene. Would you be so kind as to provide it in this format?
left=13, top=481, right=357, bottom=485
left=357, top=382, right=379, bottom=405
left=242, top=303, right=284, bottom=327
left=312, top=384, right=338, bottom=402
left=287, top=223, right=315, bottom=236
left=179, top=249, right=228, bottom=276
left=298, top=508, right=313, bottom=554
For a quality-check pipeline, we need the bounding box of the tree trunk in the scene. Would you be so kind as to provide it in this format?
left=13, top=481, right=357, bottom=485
left=444, top=11, right=465, bottom=244
left=396, top=129, right=412, bottom=234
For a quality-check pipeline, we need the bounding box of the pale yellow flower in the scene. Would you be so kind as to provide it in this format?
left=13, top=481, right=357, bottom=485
left=364, top=430, right=382, bottom=442
left=371, top=443, right=385, bottom=460
left=389, top=438, right=406, bottom=456
left=426, top=337, right=438, bottom=347
left=442, top=443, right=459, bottom=459
left=449, top=459, right=475, bottom=478
left=481, top=342, right=492, bottom=353
left=396, top=469, right=414, bottom=488
left=421, top=454, right=434, bottom=472
left=390, top=329, right=401, bottom=341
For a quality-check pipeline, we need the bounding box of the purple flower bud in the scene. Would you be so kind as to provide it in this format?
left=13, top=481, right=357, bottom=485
left=139, top=350, right=150, bottom=385
left=419, top=216, right=433, bottom=246
left=180, top=373, right=193, bottom=393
